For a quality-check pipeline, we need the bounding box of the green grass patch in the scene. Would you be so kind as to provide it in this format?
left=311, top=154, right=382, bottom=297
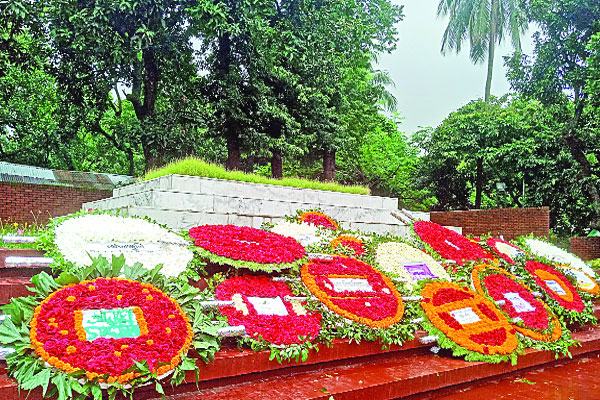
left=143, top=157, right=370, bottom=195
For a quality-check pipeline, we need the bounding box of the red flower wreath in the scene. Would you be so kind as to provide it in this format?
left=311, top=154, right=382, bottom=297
left=298, top=211, right=339, bottom=230
left=189, top=225, right=306, bottom=270
left=29, top=278, right=193, bottom=383
left=301, top=256, right=404, bottom=328
left=471, top=264, right=561, bottom=342
left=486, top=238, right=527, bottom=265
left=216, top=276, right=321, bottom=345
left=413, top=221, right=495, bottom=265
left=525, top=261, right=584, bottom=312
left=330, top=235, right=366, bottom=256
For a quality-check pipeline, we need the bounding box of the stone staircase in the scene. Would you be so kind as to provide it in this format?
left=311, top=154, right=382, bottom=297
left=83, top=175, right=424, bottom=236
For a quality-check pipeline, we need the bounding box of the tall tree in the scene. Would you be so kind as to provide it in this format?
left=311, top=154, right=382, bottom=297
left=438, top=0, right=527, bottom=207
left=507, top=0, right=600, bottom=228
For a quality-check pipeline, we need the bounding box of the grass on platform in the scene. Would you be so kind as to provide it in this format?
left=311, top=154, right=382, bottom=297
left=143, top=157, right=370, bottom=195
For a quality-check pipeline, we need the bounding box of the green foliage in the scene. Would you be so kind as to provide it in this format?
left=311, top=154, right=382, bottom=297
left=144, top=157, right=370, bottom=194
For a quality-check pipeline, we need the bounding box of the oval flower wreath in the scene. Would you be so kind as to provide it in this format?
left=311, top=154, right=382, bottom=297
left=30, top=277, right=193, bottom=384
left=522, top=238, right=595, bottom=277
left=485, top=238, right=527, bottom=265
left=524, top=261, right=584, bottom=313
left=419, top=281, right=520, bottom=363
left=298, top=211, right=339, bottom=230
left=301, top=256, right=404, bottom=328
left=375, top=242, right=451, bottom=291
left=471, top=264, right=562, bottom=343
left=558, top=265, right=600, bottom=296
left=330, top=236, right=366, bottom=256
left=189, top=225, right=307, bottom=272
left=413, top=221, right=495, bottom=265
left=216, top=275, right=322, bottom=346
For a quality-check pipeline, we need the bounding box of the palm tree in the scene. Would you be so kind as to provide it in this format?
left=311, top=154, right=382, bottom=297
left=438, top=0, right=527, bottom=101
left=438, top=0, right=527, bottom=207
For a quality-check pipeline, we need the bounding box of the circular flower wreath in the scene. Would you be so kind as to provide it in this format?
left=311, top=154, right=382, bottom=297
left=216, top=275, right=322, bottom=345
left=375, top=242, right=451, bottom=291
left=271, top=221, right=321, bottom=247
left=298, top=211, right=339, bottom=230
left=558, top=265, right=600, bottom=296
left=523, top=238, right=595, bottom=277
left=485, top=238, right=527, bottom=265
left=330, top=236, right=366, bottom=256
left=301, top=256, right=404, bottom=328
left=524, top=261, right=584, bottom=312
left=189, top=225, right=306, bottom=271
left=47, top=213, right=193, bottom=277
left=30, top=278, right=193, bottom=383
left=413, top=221, right=495, bottom=265
left=419, top=281, right=519, bottom=363
left=471, top=264, right=561, bottom=343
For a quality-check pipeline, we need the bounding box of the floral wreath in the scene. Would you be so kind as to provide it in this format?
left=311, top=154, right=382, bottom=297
left=298, top=211, right=339, bottom=230
left=375, top=242, right=451, bottom=291
left=558, top=265, right=600, bottom=296
left=518, top=237, right=596, bottom=277
left=300, top=256, right=404, bottom=328
left=523, top=261, right=584, bottom=313
left=418, top=281, right=520, bottom=364
left=38, top=210, right=193, bottom=277
left=0, top=255, right=223, bottom=399
left=484, top=238, right=527, bottom=265
left=412, top=221, right=495, bottom=265
left=471, top=264, right=563, bottom=345
left=210, top=275, right=322, bottom=363
left=330, top=235, right=366, bottom=256
left=270, top=221, right=322, bottom=247
left=189, top=225, right=307, bottom=272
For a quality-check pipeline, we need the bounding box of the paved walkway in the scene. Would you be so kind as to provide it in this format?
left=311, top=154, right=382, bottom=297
left=432, top=354, right=600, bottom=399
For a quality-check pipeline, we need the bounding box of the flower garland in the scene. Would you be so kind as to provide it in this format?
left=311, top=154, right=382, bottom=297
left=189, top=225, right=306, bottom=272
left=270, top=221, right=322, bottom=247
left=471, top=264, right=562, bottom=343
left=524, top=261, right=584, bottom=312
left=298, top=211, right=339, bottom=230
left=43, top=212, right=193, bottom=277
left=558, top=265, right=600, bottom=296
left=216, top=275, right=322, bottom=346
left=330, top=235, right=366, bottom=256
left=485, top=238, right=527, bottom=265
left=419, top=281, right=520, bottom=364
left=375, top=242, right=451, bottom=291
left=0, top=255, right=222, bottom=399
left=522, top=238, right=595, bottom=277
left=30, top=278, right=193, bottom=383
left=300, top=256, right=404, bottom=328
left=413, top=221, right=495, bottom=265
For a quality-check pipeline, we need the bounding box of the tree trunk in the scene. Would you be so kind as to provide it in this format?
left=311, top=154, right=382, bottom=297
left=226, top=131, right=241, bottom=171
left=323, top=150, right=336, bottom=181
left=484, top=0, right=497, bottom=102
left=475, top=157, right=483, bottom=209
left=144, top=148, right=164, bottom=172
left=271, top=148, right=283, bottom=179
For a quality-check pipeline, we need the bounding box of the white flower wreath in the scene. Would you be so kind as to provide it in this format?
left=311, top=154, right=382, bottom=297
left=54, top=214, right=193, bottom=277
left=375, top=242, right=451, bottom=290
left=524, top=238, right=595, bottom=277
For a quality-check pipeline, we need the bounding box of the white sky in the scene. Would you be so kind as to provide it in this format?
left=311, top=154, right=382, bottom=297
left=377, top=0, right=535, bottom=135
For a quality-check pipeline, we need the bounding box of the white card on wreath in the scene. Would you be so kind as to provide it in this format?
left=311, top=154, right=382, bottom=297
left=329, top=278, right=373, bottom=293
left=544, top=280, right=567, bottom=295
left=450, top=307, right=481, bottom=324
left=503, top=292, right=535, bottom=313
left=247, top=297, right=289, bottom=316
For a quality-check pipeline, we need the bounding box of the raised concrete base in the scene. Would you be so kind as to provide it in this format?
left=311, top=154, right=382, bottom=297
left=84, top=175, right=429, bottom=236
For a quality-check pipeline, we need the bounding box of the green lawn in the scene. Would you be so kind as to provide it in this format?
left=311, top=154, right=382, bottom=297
left=143, top=158, right=370, bottom=195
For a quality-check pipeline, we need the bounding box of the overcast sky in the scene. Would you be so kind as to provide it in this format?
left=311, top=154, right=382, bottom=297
left=377, top=0, right=535, bottom=135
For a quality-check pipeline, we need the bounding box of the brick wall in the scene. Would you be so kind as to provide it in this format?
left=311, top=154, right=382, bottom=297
left=570, top=237, right=600, bottom=261
left=0, top=182, right=112, bottom=226
left=430, top=207, right=549, bottom=240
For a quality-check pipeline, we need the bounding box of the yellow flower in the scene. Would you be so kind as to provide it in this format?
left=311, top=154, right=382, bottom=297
left=66, top=296, right=76, bottom=302
left=66, top=346, right=76, bottom=354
